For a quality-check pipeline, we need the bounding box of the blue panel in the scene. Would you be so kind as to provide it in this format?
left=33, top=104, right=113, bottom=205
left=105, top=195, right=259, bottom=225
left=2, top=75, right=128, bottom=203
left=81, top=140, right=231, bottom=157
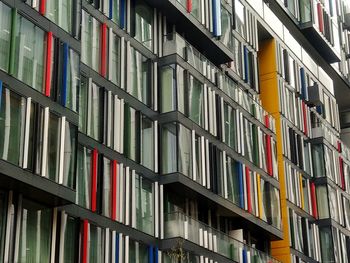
left=62, top=43, right=69, bottom=106
left=316, top=105, right=323, bottom=115
left=243, top=46, right=249, bottom=83
left=120, top=0, right=126, bottom=29
left=212, top=0, right=221, bottom=37
left=154, top=247, right=158, bottom=263
left=242, top=249, right=247, bottom=263
left=148, top=246, right=154, bottom=263
left=115, top=234, right=119, bottom=263
left=0, top=80, right=3, bottom=110
left=300, top=68, right=306, bottom=100
left=237, top=162, right=244, bottom=209
left=109, top=0, right=113, bottom=19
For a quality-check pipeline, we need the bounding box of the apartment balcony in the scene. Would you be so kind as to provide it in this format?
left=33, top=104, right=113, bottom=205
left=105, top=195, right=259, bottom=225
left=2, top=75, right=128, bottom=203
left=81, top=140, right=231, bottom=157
left=164, top=212, right=281, bottom=263
left=144, top=0, right=234, bottom=65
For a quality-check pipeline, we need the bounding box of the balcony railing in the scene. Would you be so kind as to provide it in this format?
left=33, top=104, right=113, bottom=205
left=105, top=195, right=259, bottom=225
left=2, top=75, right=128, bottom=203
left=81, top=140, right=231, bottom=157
left=164, top=212, right=281, bottom=263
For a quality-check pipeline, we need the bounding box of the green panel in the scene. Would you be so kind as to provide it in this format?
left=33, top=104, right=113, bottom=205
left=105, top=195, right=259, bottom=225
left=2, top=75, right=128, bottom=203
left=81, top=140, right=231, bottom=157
left=252, top=124, right=259, bottom=166
left=8, top=8, right=17, bottom=75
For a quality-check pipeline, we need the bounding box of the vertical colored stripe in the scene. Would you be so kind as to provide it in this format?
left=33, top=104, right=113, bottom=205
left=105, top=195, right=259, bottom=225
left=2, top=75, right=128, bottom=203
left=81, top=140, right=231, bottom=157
left=317, top=3, right=324, bottom=33
left=91, top=149, right=98, bottom=212
left=148, top=246, right=154, bottom=263
left=40, top=0, right=46, bottom=15
left=300, top=68, right=306, bottom=100
left=337, top=141, right=342, bottom=152
left=310, top=182, right=318, bottom=219
left=299, top=174, right=304, bottom=210
left=82, top=220, right=89, bottom=263
left=264, top=115, right=270, bottom=129
left=45, top=32, right=53, bottom=97
left=242, top=249, right=247, bottom=263
left=115, top=234, right=119, bottom=263
left=245, top=166, right=252, bottom=213
left=62, top=43, right=68, bottom=106
left=339, top=157, right=345, bottom=190
left=8, top=9, right=17, bottom=75
left=187, top=0, right=192, bottom=12
left=154, top=247, right=158, bottom=263
left=244, top=47, right=249, bottom=83
left=238, top=163, right=244, bottom=209
left=256, top=174, right=263, bottom=219
left=212, top=0, right=221, bottom=37
left=109, top=0, right=113, bottom=19
left=112, top=160, right=118, bottom=220
left=101, top=23, right=107, bottom=77
left=120, top=0, right=126, bottom=29
left=302, top=101, right=308, bottom=136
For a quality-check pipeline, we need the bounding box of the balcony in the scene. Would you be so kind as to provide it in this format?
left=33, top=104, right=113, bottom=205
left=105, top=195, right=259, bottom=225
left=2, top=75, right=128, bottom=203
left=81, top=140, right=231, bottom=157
left=164, top=212, right=281, bottom=263
left=144, top=0, right=234, bottom=64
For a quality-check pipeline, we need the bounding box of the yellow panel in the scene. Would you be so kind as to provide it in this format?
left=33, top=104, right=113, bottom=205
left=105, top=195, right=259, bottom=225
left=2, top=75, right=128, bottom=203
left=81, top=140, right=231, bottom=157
left=256, top=174, right=263, bottom=219
left=300, top=174, right=305, bottom=210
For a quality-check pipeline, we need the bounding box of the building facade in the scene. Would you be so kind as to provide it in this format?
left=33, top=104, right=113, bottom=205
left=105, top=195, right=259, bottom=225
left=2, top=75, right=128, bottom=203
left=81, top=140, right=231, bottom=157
left=0, top=0, right=348, bottom=262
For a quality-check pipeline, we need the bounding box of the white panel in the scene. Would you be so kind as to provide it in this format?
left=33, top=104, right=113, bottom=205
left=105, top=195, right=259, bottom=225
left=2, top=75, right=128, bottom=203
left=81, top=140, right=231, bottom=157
left=199, top=228, right=203, bottom=246
left=120, top=38, right=125, bottom=89
left=41, top=107, right=50, bottom=178
left=213, top=234, right=217, bottom=252
left=105, top=228, right=110, bottom=263
left=155, top=182, right=159, bottom=238
left=125, top=235, right=129, bottom=263
left=119, top=233, right=124, bottom=263
left=204, top=84, right=208, bottom=131
left=220, top=97, right=225, bottom=142
left=58, top=117, right=66, bottom=184
left=14, top=195, right=23, bottom=263
left=114, top=96, right=119, bottom=151
left=192, top=130, right=196, bottom=182
left=120, top=99, right=125, bottom=154
left=184, top=220, right=189, bottom=239
left=154, top=121, right=159, bottom=173
left=201, top=136, right=206, bottom=187
left=125, top=166, right=130, bottom=225
left=108, top=28, right=113, bottom=81
left=223, top=151, right=228, bottom=199
left=203, top=230, right=208, bottom=248
left=206, top=139, right=210, bottom=190
left=131, top=170, right=136, bottom=228
left=107, top=91, right=112, bottom=147
left=59, top=212, right=67, bottom=263
left=154, top=62, right=158, bottom=111
left=160, top=185, right=164, bottom=239
left=126, top=41, right=131, bottom=94
left=22, top=98, right=31, bottom=169
left=153, top=8, right=157, bottom=54
left=112, top=231, right=116, bottom=263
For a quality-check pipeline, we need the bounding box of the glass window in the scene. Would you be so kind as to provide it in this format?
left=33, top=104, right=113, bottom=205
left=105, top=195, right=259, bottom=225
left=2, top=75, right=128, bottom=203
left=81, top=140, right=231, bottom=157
left=109, top=32, right=120, bottom=86
left=135, top=174, right=154, bottom=235
left=129, top=239, right=148, bottom=263
left=89, top=224, right=104, bottom=263
left=300, top=0, right=312, bottom=23
left=316, top=185, right=330, bottom=219
left=66, top=48, right=80, bottom=112
left=221, top=7, right=232, bottom=49
left=134, top=0, right=153, bottom=50
left=124, top=105, right=138, bottom=162
left=0, top=2, right=12, bottom=72
left=160, top=65, right=176, bottom=113
left=102, top=157, right=112, bottom=218
left=234, top=0, right=245, bottom=38
left=14, top=15, right=45, bottom=92
left=46, top=0, right=73, bottom=34
left=224, top=103, right=236, bottom=150
left=178, top=124, right=192, bottom=178
left=243, top=118, right=253, bottom=162
left=76, top=145, right=92, bottom=209
left=312, top=144, right=325, bottom=177
left=270, top=186, right=282, bottom=229
left=87, top=82, right=103, bottom=141
left=194, top=135, right=202, bottom=184
left=232, top=38, right=242, bottom=76
left=226, top=156, right=240, bottom=206
left=79, top=76, right=88, bottom=132
left=319, top=227, right=335, bottom=263
left=63, top=122, right=77, bottom=189
left=112, top=0, right=120, bottom=25
left=46, top=112, right=60, bottom=181
left=187, top=75, right=204, bottom=126
left=191, top=0, right=202, bottom=22
left=328, top=185, right=339, bottom=222
left=0, top=191, right=7, bottom=261
left=18, top=198, right=52, bottom=262
left=344, top=197, right=350, bottom=230
left=59, top=213, right=79, bottom=263
left=0, top=88, right=25, bottom=166
left=128, top=47, right=152, bottom=107
left=260, top=179, right=268, bottom=222
left=141, top=116, right=154, bottom=170
left=161, top=123, right=177, bottom=174
left=324, top=145, right=335, bottom=181
left=81, top=10, right=101, bottom=72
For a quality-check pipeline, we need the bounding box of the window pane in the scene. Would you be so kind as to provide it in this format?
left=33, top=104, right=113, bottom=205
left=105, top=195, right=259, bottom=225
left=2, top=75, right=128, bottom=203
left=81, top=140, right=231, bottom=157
left=87, top=82, right=103, bottom=141
left=79, top=76, right=88, bottom=133
left=60, top=214, right=79, bottom=263
left=316, top=185, right=330, bottom=219
left=112, top=0, right=120, bottom=25
left=14, top=15, right=45, bottom=91
left=102, top=158, right=112, bottom=218
left=224, top=104, right=236, bottom=149
left=89, top=224, right=104, bottom=263
left=161, top=123, right=177, bottom=174
left=0, top=2, right=11, bottom=72
left=188, top=75, right=204, bottom=126
left=76, top=145, right=92, bottom=209
left=124, top=105, right=138, bottom=161
left=160, top=65, right=176, bottom=113
left=178, top=124, right=192, bottom=178
left=18, top=199, right=52, bottom=262
left=234, top=0, right=245, bottom=38
left=319, top=227, right=335, bottom=262
left=134, top=0, right=153, bottom=50
left=46, top=113, right=60, bottom=181
left=129, top=47, right=152, bottom=107
left=109, top=32, right=120, bottom=86
left=221, top=7, right=232, bottom=49
left=226, top=156, right=240, bottom=205
left=66, top=48, right=80, bottom=112
left=0, top=88, right=25, bottom=166
left=312, top=144, right=325, bottom=177
left=63, top=122, right=77, bottom=189
left=141, top=116, right=154, bottom=170
left=46, top=0, right=73, bottom=33
left=0, top=191, right=7, bottom=261
left=270, top=186, right=282, bottom=229
left=136, top=174, right=154, bottom=235
left=129, top=240, right=148, bottom=263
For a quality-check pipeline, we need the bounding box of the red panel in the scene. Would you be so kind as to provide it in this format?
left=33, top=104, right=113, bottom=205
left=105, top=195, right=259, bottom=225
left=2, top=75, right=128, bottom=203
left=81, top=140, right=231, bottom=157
left=101, top=23, right=107, bottom=77
left=187, top=0, right=192, bottom=13
left=302, top=101, right=308, bottom=136
left=112, top=160, right=117, bottom=220
left=339, top=157, right=345, bottom=190
left=264, top=115, right=270, bottom=129
left=39, top=0, right=46, bottom=15
left=317, top=3, right=324, bottom=33
left=44, top=32, right=53, bottom=97
left=266, top=135, right=273, bottom=176
left=310, top=182, right=318, bottom=219
left=245, top=166, right=252, bottom=213
left=91, top=149, right=98, bottom=212
left=82, top=220, right=89, bottom=263
left=337, top=141, right=342, bottom=153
